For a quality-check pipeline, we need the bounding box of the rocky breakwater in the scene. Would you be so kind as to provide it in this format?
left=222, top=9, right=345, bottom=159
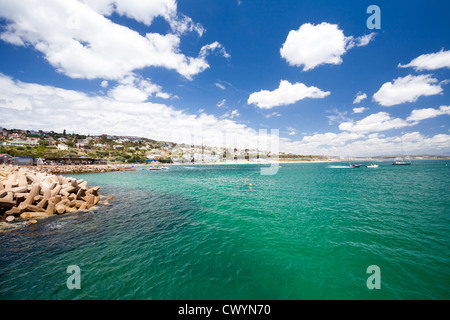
left=0, top=165, right=111, bottom=225
left=34, top=164, right=135, bottom=175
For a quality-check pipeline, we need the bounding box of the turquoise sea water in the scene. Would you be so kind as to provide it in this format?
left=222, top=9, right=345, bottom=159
left=1, top=161, right=449, bottom=300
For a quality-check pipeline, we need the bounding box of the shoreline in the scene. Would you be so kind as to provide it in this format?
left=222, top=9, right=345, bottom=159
left=144, top=159, right=335, bottom=166
left=31, top=164, right=135, bottom=174
left=152, top=158, right=449, bottom=166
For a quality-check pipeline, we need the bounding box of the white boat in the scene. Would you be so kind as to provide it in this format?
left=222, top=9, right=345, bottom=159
left=143, top=165, right=169, bottom=171
left=392, top=136, right=411, bottom=165
left=392, top=160, right=411, bottom=165
left=366, top=163, right=378, bottom=168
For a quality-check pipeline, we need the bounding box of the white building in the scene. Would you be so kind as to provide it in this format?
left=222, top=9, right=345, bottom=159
left=57, top=144, right=69, bottom=151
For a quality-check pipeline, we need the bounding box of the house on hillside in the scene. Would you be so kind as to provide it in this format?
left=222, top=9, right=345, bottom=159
left=57, top=144, right=69, bottom=151
left=0, top=153, right=14, bottom=165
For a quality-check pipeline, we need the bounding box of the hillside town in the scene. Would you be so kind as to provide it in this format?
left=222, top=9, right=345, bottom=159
left=1, top=126, right=325, bottom=165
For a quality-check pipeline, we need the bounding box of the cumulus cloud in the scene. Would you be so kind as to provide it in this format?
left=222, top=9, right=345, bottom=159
left=339, top=112, right=412, bottom=134
left=406, top=105, right=450, bottom=122
left=0, top=74, right=449, bottom=157
left=81, top=0, right=204, bottom=36
left=0, top=74, right=272, bottom=151
left=398, top=49, right=450, bottom=71
left=107, top=76, right=172, bottom=103
left=0, top=0, right=227, bottom=81
left=373, top=74, right=444, bottom=106
left=199, top=41, right=230, bottom=59
left=248, top=80, right=330, bottom=109
left=301, top=132, right=363, bottom=146
left=281, top=131, right=450, bottom=157
left=352, top=107, right=368, bottom=114
left=340, top=106, right=450, bottom=135
left=280, top=23, right=375, bottom=71
left=353, top=92, right=367, bottom=104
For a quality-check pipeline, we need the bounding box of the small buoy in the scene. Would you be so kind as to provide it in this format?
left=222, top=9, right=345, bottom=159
left=249, top=183, right=253, bottom=188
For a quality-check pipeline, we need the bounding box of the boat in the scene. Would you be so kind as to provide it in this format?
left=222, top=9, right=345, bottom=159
left=392, top=137, right=411, bottom=165
left=392, top=160, right=411, bottom=165
left=366, top=163, right=378, bottom=168
left=350, top=164, right=361, bottom=168
left=143, top=166, right=169, bottom=171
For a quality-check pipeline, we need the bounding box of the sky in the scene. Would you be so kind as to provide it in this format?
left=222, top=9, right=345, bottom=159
left=0, top=0, right=449, bottom=156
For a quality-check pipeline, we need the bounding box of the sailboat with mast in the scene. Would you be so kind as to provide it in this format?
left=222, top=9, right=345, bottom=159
left=392, top=136, right=411, bottom=165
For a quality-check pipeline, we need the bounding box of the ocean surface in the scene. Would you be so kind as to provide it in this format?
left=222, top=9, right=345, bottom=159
left=1, top=161, right=449, bottom=300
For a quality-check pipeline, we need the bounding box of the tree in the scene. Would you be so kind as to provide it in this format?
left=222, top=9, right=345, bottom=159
left=39, top=140, right=49, bottom=147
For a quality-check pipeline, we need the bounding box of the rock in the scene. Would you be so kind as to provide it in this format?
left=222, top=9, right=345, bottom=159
left=55, top=204, right=66, bottom=215
left=20, top=212, right=48, bottom=219
left=1, top=164, right=106, bottom=224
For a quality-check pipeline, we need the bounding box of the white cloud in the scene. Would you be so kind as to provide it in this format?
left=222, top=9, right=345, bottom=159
left=352, top=107, right=368, bottom=114
left=353, top=92, right=367, bottom=104
left=281, top=131, right=450, bottom=157
left=221, top=109, right=240, bottom=119
left=0, top=74, right=448, bottom=157
left=340, top=106, right=450, bottom=135
left=156, top=92, right=171, bottom=99
left=301, top=132, right=363, bottom=146
left=326, top=108, right=349, bottom=125
left=354, top=33, right=376, bottom=47
left=0, top=74, right=273, bottom=151
left=265, top=112, right=281, bottom=118
left=107, top=76, right=172, bottom=102
left=0, top=0, right=226, bottom=81
left=398, top=49, right=450, bottom=71
left=215, top=83, right=226, bottom=90
left=339, top=112, right=412, bottom=134
left=248, top=80, right=330, bottom=109
left=373, top=74, right=444, bottom=106
left=82, top=0, right=203, bottom=36
left=280, top=23, right=374, bottom=71
left=286, top=127, right=297, bottom=136
left=100, top=80, right=109, bottom=88
left=199, top=41, right=230, bottom=59
left=406, top=105, right=450, bottom=122
left=216, top=99, right=227, bottom=108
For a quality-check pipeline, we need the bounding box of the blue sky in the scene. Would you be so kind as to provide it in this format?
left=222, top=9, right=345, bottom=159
left=0, top=0, right=449, bottom=156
